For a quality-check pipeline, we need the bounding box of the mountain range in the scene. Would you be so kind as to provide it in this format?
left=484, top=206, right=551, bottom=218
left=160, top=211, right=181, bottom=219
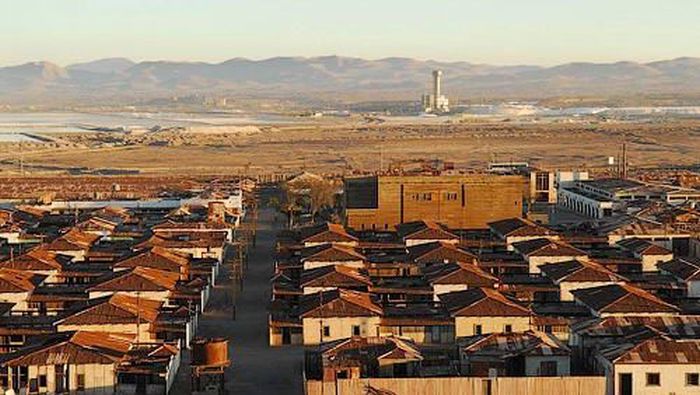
left=2, top=56, right=700, bottom=105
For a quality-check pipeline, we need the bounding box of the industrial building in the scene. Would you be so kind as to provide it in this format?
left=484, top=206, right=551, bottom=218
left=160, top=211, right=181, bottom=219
left=343, top=174, right=524, bottom=230
left=421, top=70, right=450, bottom=113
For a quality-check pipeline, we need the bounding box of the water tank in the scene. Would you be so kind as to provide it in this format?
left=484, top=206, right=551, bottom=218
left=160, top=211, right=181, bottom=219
left=191, top=338, right=230, bottom=367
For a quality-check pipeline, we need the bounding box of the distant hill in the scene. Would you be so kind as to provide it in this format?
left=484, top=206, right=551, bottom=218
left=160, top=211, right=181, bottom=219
left=1, top=56, right=700, bottom=105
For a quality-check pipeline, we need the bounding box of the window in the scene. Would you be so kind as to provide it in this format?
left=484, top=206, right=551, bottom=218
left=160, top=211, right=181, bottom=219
left=504, top=325, right=512, bottom=333
left=323, top=326, right=330, bottom=338
left=646, top=372, right=660, bottom=386
left=539, top=361, right=558, bottom=376
left=445, top=192, right=458, bottom=201
left=38, top=375, right=47, bottom=388
left=474, top=325, right=482, bottom=335
left=544, top=325, right=553, bottom=334
left=687, top=373, right=699, bottom=386
left=352, top=325, right=361, bottom=336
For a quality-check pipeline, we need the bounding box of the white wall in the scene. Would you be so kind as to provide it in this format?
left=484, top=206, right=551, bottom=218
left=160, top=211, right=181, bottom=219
left=454, top=316, right=531, bottom=337
left=432, top=284, right=469, bottom=301
left=612, top=363, right=700, bottom=395
left=302, top=316, right=380, bottom=344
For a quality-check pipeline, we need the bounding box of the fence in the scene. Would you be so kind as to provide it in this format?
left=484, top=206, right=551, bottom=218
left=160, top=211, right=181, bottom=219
left=305, top=376, right=606, bottom=395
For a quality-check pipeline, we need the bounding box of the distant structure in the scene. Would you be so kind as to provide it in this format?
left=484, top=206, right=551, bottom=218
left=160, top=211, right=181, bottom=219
left=421, top=70, right=450, bottom=113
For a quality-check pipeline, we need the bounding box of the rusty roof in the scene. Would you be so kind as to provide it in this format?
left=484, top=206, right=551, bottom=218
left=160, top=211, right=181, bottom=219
left=601, top=336, right=700, bottom=364
left=319, top=336, right=423, bottom=368
left=299, top=289, right=382, bottom=318
left=571, top=283, right=680, bottom=315
left=512, top=238, right=587, bottom=258
left=114, top=246, right=190, bottom=272
left=397, top=221, right=458, bottom=241
left=0, top=269, right=45, bottom=293
left=300, top=222, right=358, bottom=244
left=658, top=257, right=700, bottom=281
left=46, top=229, right=101, bottom=251
left=0, top=247, right=68, bottom=271
left=58, top=294, right=163, bottom=325
left=423, top=262, right=498, bottom=286
left=301, top=244, right=366, bottom=262
left=488, top=217, right=558, bottom=238
left=439, top=288, right=531, bottom=317
left=300, top=265, right=371, bottom=288
left=408, top=241, right=477, bottom=265
left=462, top=330, right=570, bottom=359
left=574, top=316, right=700, bottom=338
left=539, top=259, right=626, bottom=283
left=89, top=266, right=180, bottom=292
left=2, top=331, right=134, bottom=367
left=617, top=238, right=673, bottom=256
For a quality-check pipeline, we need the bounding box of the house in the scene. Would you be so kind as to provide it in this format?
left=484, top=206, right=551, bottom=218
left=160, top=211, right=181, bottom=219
left=0, top=269, right=46, bottom=311
left=659, top=257, right=700, bottom=297
left=512, top=238, right=587, bottom=274
left=300, top=244, right=366, bottom=270
left=55, top=294, right=163, bottom=343
left=423, top=262, right=499, bottom=300
left=439, top=288, right=532, bottom=337
left=136, top=232, right=226, bottom=262
left=151, top=220, right=233, bottom=242
left=539, top=259, right=626, bottom=301
left=596, top=336, right=700, bottom=395
left=396, top=221, right=459, bottom=247
left=459, top=331, right=571, bottom=377
left=0, top=331, right=181, bottom=395
left=113, top=247, right=191, bottom=281
left=304, top=336, right=424, bottom=381
left=571, top=283, right=680, bottom=317
left=299, top=222, right=359, bottom=247
left=87, top=267, right=182, bottom=303
left=298, top=289, right=382, bottom=344
left=407, top=241, right=478, bottom=267
left=0, top=331, right=134, bottom=394
left=45, top=229, right=102, bottom=262
left=300, top=265, right=371, bottom=295
left=617, top=238, right=674, bottom=272
left=115, top=342, right=181, bottom=395
left=488, top=218, right=559, bottom=251
left=0, top=248, right=68, bottom=279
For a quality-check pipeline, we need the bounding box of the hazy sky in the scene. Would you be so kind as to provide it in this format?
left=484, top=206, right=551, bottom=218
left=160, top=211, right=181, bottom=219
left=2, top=0, right=699, bottom=66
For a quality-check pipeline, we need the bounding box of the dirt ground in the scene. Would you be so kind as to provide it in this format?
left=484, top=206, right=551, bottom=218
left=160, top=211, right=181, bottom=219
left=3, top=119, right=700, bottom=175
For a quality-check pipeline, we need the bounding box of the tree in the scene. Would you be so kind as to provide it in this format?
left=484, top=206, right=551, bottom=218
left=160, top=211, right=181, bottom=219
left=307, top=178, right=337, bottom=221
left=279, top=183, right=302, bottom=229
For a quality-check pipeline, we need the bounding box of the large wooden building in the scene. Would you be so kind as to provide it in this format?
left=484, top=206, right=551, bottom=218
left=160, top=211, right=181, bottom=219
left=344, top=175, right=524, bottom=230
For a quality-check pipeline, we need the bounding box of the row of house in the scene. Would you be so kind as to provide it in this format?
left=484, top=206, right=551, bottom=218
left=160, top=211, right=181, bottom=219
left=272, top=208, right=700, bottom=395
left=0, top=200, right=239, bottom=394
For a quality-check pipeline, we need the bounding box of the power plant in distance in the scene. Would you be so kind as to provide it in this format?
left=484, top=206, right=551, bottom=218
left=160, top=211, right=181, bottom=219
left=421, top=70, right=450, bottom=114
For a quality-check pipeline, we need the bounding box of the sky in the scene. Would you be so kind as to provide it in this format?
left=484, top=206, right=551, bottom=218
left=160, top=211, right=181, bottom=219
left=1, top=0, right=699, bottom=67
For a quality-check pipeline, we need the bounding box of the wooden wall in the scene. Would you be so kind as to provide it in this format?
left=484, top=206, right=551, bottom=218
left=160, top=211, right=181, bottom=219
left=346, top=175, right=524, bottom=230
left=306, top=376, right=606, bottom=395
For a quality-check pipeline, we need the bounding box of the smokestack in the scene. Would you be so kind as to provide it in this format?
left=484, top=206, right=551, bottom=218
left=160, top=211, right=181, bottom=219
left=433, top=70, right=442, bottom=98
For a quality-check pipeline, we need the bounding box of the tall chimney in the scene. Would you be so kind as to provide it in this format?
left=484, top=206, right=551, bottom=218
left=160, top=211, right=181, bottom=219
left=433, top=70, right=442, bottom=98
